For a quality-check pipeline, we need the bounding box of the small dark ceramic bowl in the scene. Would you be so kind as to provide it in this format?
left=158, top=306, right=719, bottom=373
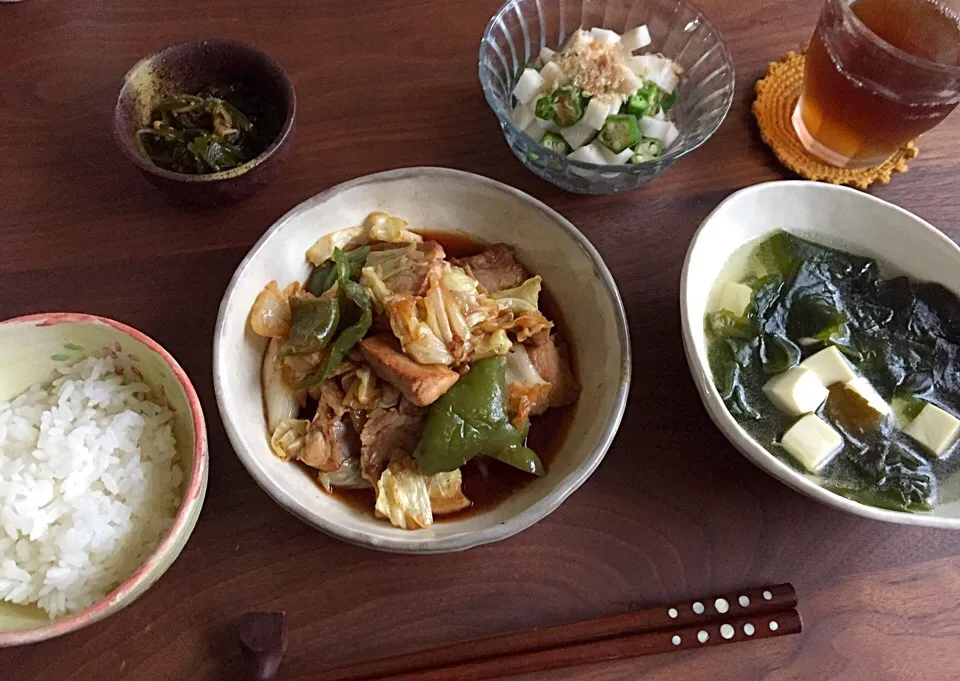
left=113, top=38, right=296, bottom=204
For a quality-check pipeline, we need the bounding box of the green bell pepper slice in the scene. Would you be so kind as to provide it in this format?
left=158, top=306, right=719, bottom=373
left=415, top=356, right=545, bottom=476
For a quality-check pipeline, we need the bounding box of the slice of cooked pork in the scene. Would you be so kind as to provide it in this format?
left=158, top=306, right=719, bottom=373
left=526, top=331, right=580, bottom=407
left=451, top=244, right=529, bottom=293
left=359, top=400, right=426, bottom=484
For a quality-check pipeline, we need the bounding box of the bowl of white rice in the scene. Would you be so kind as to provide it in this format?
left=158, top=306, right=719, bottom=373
left=0, top=313, right=207, bottom=646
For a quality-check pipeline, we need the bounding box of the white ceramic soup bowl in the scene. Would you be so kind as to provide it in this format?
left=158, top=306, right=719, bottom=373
left=0, top=313, right=208, bottom=646
left=214, top=167, right=631, bottom=553
left=681, top=180, right=960, bottom=529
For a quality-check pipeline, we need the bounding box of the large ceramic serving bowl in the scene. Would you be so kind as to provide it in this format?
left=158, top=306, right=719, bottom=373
left=0, top=313, right=208, bottom=646
left=480, top=0, right=735, bottom=194
left=681, top=180, right=960, bottom=529
left=214, top=167, right=631, bottom=553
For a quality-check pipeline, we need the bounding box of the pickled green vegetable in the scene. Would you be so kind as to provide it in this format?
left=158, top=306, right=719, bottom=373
left=135, top=83, right=280, bottom=174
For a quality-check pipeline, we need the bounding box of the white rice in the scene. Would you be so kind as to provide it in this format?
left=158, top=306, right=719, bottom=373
left=0, top=355, right=183, bottom=618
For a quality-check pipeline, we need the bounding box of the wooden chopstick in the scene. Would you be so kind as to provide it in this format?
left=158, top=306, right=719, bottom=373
left=322, top=584, right=801, bottom=681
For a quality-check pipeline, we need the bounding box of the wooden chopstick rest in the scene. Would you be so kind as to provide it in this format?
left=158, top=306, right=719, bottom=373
left=237, top=611, right=288, bottom=681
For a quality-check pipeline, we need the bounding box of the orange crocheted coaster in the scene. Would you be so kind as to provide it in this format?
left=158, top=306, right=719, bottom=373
left=753, top=51, right=918, bottom=190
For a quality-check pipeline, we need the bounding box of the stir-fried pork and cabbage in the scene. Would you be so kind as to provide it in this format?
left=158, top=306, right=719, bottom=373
left=250, top=212, right=580, bottom=529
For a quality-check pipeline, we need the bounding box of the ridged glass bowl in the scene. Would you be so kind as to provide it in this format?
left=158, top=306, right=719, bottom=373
left=479, top=0, right=735, bottom=194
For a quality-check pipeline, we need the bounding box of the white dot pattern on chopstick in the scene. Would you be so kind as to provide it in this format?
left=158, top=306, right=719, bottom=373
left=697, top=630, right=709, bottom=643
left=763, top=590, right=773, bottom=600
left=714, top=598, right=729, bottom=614
left=720, top=624, right=735, bottom=639
left=692, top=601, right=705, bottom=614
left=744, top=623, right=755, bottom=636
left=739, top=595, right=750, bottom=607
left=668, top=608, right=678, bottom=619
left=672, top=635, right=681, bottom=645
left=769, top=620, right=779, bottom=631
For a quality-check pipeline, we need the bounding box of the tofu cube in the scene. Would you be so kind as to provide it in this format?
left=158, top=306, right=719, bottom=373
left=712, top=281, right=753, bottom=317
left=511, top=102, right=534, bottom=130
left=598, top=144, right=634, bottom=165
left=763, top=366, right=829, bottom=417
left=842, top=377, right=891, bottom=417
left=539, top=46, right=556, bottom=63
left=560, top=120, right=597, bottom=149
left=780, top=414, right=843, bottom=472
left=904, top=403, right=960, bottom=457
left=621, top=25, right=652, bottom=52
left=799, top=347, right=857, bottom=387
left=567, top=143, right=608, bottom=165
left=589, top=28, right=621, bottom=45
left=582, top=98, right=613, bottom=131
left=513, top=68, right=545, bottom=105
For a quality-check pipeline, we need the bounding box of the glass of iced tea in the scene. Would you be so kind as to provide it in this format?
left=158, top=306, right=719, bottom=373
left=794, top=0, right=960, bottom=168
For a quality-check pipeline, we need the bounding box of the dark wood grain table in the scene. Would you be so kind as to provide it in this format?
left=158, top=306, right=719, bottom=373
left=3, top=0, right=960, bottom=679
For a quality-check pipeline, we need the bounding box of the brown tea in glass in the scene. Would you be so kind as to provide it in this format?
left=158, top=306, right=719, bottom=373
left=794, top=0, right=960, bottom=168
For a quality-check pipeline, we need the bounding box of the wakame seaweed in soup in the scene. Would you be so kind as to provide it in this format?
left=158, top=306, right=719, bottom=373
left=705, top=230, right=960, bottom=512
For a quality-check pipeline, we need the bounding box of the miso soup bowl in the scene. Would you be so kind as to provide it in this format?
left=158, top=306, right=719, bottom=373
left=214, top=167, right=631, bottom=553
left=681, top=180, right=960, bottom=529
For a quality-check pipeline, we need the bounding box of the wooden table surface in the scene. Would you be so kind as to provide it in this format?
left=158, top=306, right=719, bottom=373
left=4, top=0, right=960, bottom=679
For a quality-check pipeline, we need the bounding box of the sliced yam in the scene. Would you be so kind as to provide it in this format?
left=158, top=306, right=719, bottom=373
left=589, top=27, right=621, bottom=45
left=560, top=120, right=598, bottom=149
left=511, top=102, right=535, bottom=129
left=567, top=143, right=608, bottom=165
left=539, top=46, right=556, bottom=62
left=539, top=61, right=563, bottom=87
left=598, top=144, right=634, bottom=165
left=663, top=122, right=680, bottom=149
left=513, top=68, right=545, bottom=104
left=621, top=25, right=652, bottom=52
left=638, top=116, right=672, bottom=142
left=620, top=67, right=644, bottom=94
left=582, top=98, right=613, bottom=131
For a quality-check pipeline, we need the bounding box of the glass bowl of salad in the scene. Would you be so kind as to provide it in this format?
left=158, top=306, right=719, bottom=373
left=479, top=0, right=735, bottom=194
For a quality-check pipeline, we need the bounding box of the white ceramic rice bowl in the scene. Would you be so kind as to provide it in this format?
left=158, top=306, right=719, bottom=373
left=214, top=167, right=631, bottom=552
left=681, top=180, right=960, bottom=529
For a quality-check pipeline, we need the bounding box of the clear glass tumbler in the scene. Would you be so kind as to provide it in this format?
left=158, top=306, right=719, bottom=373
left=793, top=0, right=960, bottom=169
